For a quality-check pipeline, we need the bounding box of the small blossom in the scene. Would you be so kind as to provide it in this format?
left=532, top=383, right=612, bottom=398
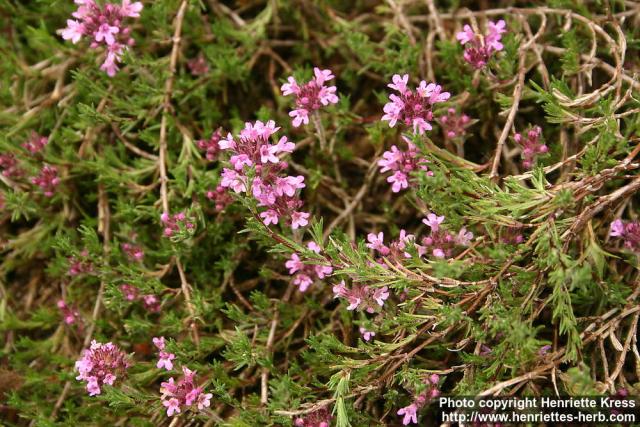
left=161, top=211, right=195, bottom=238
left=119, top=283, right=139, bottom=301
left=23, top=132, right=49, bottom=154
left=68, top=250, right=93, bottom=276
left=359, top=327, right=375, bottom=342
left=609, top=219, right=640, bottom=253
left=121, top=242, right=144, bottom=261
left=57, top=299, right=81, bottom=325
left=31, top=165, right=60, bottom=197
left=142, top=294, right=161, bottom=312
left=514, top=125, right=547, bottom=170
left=294, top=407, right=332, bottom=427
left=188, top=53, right=209, bottom=76
left=285, top=242, right=333, bottom=292
left=397, top=403, right=418, bottom=425
left=206, top=185, right=233, bottom=211
left=197, top=129, right=222, bottom=161
left=422, top=213, right=445, bottom=232
left=438, top=108, right=471, bottom=140
left=0, top=153, right=22, bottom=178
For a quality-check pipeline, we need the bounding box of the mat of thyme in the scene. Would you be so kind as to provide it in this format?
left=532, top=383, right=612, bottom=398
left=1, top=0, right=639, bottom=426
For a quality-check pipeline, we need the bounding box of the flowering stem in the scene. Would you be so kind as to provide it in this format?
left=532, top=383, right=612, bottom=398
left=311, top=111, right=328, bottom=152
left=489, top=52, right=526, bottom=182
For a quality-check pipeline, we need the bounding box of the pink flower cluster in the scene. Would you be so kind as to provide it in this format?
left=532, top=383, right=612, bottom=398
left=160, top=367, right=213, bottom=417
left=31, top=165, right=60, bottom=197
left=456, top=20, right=507, bottom=69
left=514, top=125, right=547, bottom=169
left=60, top=0, right=143, bottom=76
left=161, top=211, right=195, bottom=237
left=153, top=337, right=176, bottom=371
left=610, top=219, right=640, bottom=253
left=121, top=242, right=144, bottom=261
left=219, top=120, right=310, bottom=229
left=285, top=242, right=333, bottom=292
left=281, top=68, right=339, bottom=127
left=0, top=153, right=22, bottom=178
left=332, top=280, right=389, bottom=313
left=22, top=132, right=49, bottom=154
left=187, top=53, right=209, bottom=76
left=378, top=137, right=432, bottom=193
left=206, top=185, right=233, bottom=211
left=197, top=129, right=222, bottom=161
left=294, top=406, right=332, bottom=427
left=119, top=284, right=161, bottom=312
left=382, top=74, right=451, bottom=135
left=68, top=250, right=93, bottom=276
left=397, top=374, right=441, bottom=425
left=420, top=213, right=473, bottom=258
left=57, top=299, right=81, bottom=325
left=75, top=340, right=130, bottom=396
left=438, top=108, right=471, bottom=140
left=366, top=230, right=422, bottom=260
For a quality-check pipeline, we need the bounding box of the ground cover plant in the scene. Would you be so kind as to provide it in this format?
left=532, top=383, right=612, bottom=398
left=1, top=0, right=640, bottom=425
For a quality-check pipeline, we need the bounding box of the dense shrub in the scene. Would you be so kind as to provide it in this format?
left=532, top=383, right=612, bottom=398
left=1, top=0, right=639, bottom=425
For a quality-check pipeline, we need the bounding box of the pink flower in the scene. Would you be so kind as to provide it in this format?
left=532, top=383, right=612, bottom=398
left=285, top=253, right=303, bottom=274
left=260, top=209, right=279, bottom=226
left=163, top=398, right=181, bottom=416
left=422, top=213, right=444, bottom=232
left=609, top=220, right=640, bottom=253
left=382, top=74, right=450, bottom=134
left=157, top=352, right=176, bottom=370
left=153, top=336, right=166, bottom=350
left=293, top=274, right=313, bottom=292
left=281, top=67, right=339, bottom=128
left=610, top=219, right=625, bottom=237
left=57, top=299, right=80, bottom=325
left=373, top=287, right=389, bottom=306
left=397, top=403, right=418, bottom=425
left=366, top=232, right=389, bottom=255
left=359, top=327, right=375, bottom=342
left=62, top=19, right=85, bottom=43
left=121, top=0, right=143, bottom=18
left=197, top=392, right=213, bottom=410
left=95, top=23, right=119, bottom=45
left=291, top=211, right=310, bottom=229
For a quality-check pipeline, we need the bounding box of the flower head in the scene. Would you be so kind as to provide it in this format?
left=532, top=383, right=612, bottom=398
left=281, top=68, right=339, bottom=127
left=456, top=20, right=507, bottom=69
left=75, top=341, right=130, bottom=396
left=59, top=1, right=143, bottom=75
left=382, top=74, right=450, bottom=134
left=160, top=366, right=212, bottom=417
